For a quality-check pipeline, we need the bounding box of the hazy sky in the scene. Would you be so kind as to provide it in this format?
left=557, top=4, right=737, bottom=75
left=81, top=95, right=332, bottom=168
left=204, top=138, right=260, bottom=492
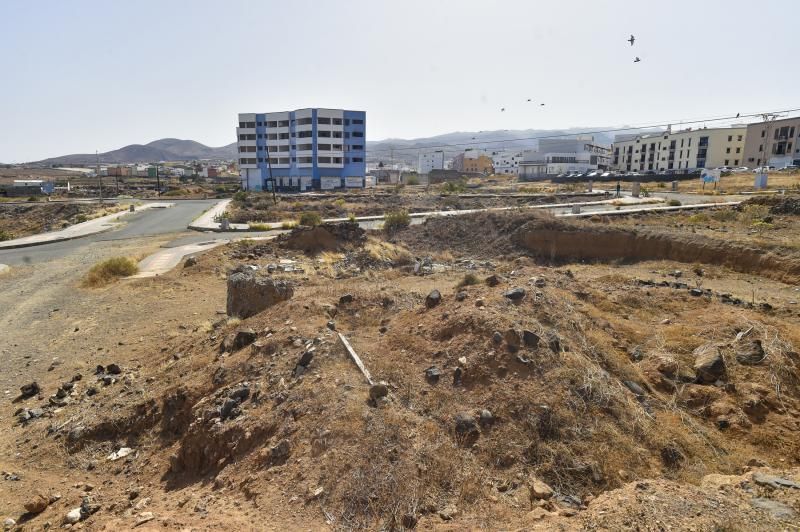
left=1, top=0, right=797, bottom=162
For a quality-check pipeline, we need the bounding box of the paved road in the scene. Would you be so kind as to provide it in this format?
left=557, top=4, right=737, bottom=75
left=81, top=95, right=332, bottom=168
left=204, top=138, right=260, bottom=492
left=0, top=199, right=219, bottom=266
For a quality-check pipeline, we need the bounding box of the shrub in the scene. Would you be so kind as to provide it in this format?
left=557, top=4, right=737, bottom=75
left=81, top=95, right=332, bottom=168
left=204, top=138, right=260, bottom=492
left=334, top=198, right=346, bottom=208
left=299, top=211, right=322, bottom=226
left=383, top=209, right=411, bottom=232
left=710, top=209, right=737, bottom=222
left=281, top=221, right=298, bottom=229
left=686, top=213, right=709, bottom=224
left=248, top=223, right=270, bottom=231
left=457, top=273, right=480, bottom=287
left=442, top=180, right=466, bottom=194
left=212, top=211, right=230, bottom=223
left=0, top=229, right=13, bottom=241
left=347, top=213, right=357, bottom=223
left=83, top=257, right=138, bottom=287
left=233, top=190, right=248, bottom=203
left=666, top=199, right=682, bottom=207
left=405, top=174, right=420, bottom=186
left=74, top=214, right=89, bottom=223
left=27, top=196, right=39, bottom=202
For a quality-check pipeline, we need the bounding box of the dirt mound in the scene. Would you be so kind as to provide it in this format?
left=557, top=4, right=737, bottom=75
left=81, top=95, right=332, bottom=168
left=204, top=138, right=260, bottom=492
left=743, top=194, right=800, bottom=215
left=280, top=221, right=366, bottom=253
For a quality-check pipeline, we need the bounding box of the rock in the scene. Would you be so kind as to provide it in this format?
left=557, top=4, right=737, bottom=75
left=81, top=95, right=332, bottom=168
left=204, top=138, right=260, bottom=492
left=86, top=386, right=98, bottom=396
left=455, top=291, right=467, bottom=302
left=425, top=290, right=442, bottom=309
left=529, top=478, right=554, bottom=500
left=750, top=497, right=795, bottom=519
left=492, top=331, right=503, bottom=344
left=693, top=344, right=725, bottom=384
left=485, top=274, right=502, bottom=287
left=660, top=318, right=671, bottom=325
left=135, top=512, right=155, bottom=526
left=56, top=387, right=68, bottom=399
left=689, top=288, right=703, bottom=297
left=369, top=383, right=389, bottom=402
left=546, top=331, right=562, bottom=353
left=752, top=472, right=800, bottom=490
left=227, top=269, right=294, bottom=319
left=220, top=398, right=241, bottom=420
left=24, top=493, right=49, bottom=514
left=475, top=298, right=486, bottom=308
left=19, top=381, right=40, bottom=398
left=338, top=293, right=354, bottom=305
left=504, top=329, right=521, bottom=350
left=61, top=381, right=74, bottom=392
left=106, top=363, right=122, bottom=375
left=623, top=380, right=646, bottom=398
left=270, top=439, right=291, bottom=462
left=453, top=367, right=463, bottom=386
left=232, top=328, right=257, bottom=350
left=533, top=277, right=546, bottom=288
left=439, top=504, right=458, bottom=521
left=503, top=287, right=526, bottom=301
left=479, top=409, right=494, bottom=427
left=297, top=350, right=314, bottom=368
left=736, top=339, right=766, bottom=365
left=65, top=507, right=82, bottom=524
left=424, top=366, right=442, bottom=384
left=229, top=385, right=250, bottom=403
left=326, top=320, right=336, bottom=331
left=454, top=412, right=478, bottom=436
left=107, top=447, right=134, bottom=461
left=522, top=330, right=540, bottom=348
left=3, top=518, right=15, bottom=530
left=184, top=256, right=198, bottom=268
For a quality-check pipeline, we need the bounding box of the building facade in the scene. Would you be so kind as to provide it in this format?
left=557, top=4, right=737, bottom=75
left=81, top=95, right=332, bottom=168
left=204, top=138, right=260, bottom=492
left=518, top=136, right=610, bottom=180
left=418, top=150, right=445, bottom=174
left=237, top=108, right=366, bottom=192
left=742, top=117, right=800, bottom=169
left=491, top=151, right=523, bottom=175
left=612, top=126, right=747, bottom=173
left=451, top=150, right=494, bottom=174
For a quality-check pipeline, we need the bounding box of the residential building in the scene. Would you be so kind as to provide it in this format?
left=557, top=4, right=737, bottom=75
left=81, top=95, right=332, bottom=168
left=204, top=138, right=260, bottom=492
left=742, top=117, right=800, bottom=168
left=418, top=150, right=445, bottom=174
left=491, top=151, right=523, bottom=175
left=451, top=150, right=494, bottom=174
left=611, top=126, right=747, bottom=173
left=518, top=136, right=610, bottom=180
left=200, top=167, right=218, bottom=179
left=237, top=108, right=366, bottom=192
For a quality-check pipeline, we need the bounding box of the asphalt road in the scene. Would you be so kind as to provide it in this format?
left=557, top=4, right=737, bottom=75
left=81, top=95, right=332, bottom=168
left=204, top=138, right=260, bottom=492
left=0, top=199, right=220, bottom=266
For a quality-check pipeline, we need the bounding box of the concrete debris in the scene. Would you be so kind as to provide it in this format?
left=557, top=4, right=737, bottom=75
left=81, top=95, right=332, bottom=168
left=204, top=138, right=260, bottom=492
left=107, top=447, right=134, bottom=461
left=227, top=268, right=293, bottom=319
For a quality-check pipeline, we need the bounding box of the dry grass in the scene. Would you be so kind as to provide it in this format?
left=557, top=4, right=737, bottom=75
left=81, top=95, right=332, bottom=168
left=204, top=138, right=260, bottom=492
left=82, top=256, right=138, bottom=287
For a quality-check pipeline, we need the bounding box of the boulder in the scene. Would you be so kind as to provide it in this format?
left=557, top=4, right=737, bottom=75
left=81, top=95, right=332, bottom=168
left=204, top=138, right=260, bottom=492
left=425, top=290, right=442, bottom=309
left=503, top=287, right=526, bottom=301
left=106, top=363, right=122, bottom=375
left=454, top=412, right=478, bottom=436
left=369, top=383, right=389, bottom=402
left=24, top=493, right=49, bottom=514
left=227, top=269, right=293, bottom=319
left=338, top=293, right=354, bottom=305
left=455, top=291, right=467, bottom=302
left=479, top=409, right=494, bottom=427
left=736, top=339, right=766, bottom=365
left=183, top=256, right=198, bottom=268
left=693, top=344, right=725, bottom=383
left=424, top=366, right=442, bottom=384
left=232, top=328, right=257, bottom=350
left=485, top=274, right=502, bottom=287
left=529, top=478, right=554, bottom=500
left=65, top=508, right=82, bottom=524
left=19, top=382, right=40, bottom=398
left=522, top=330, right=540, bottom=348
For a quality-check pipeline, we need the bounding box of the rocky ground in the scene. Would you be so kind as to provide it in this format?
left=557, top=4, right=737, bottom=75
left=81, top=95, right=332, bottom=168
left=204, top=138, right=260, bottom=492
left=2, top=203, right=800, bottom=530
left=0, top=203, right=123, bottom=240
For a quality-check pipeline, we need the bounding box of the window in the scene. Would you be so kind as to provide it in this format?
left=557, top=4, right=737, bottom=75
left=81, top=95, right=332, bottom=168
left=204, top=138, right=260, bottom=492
left=279, top=120, right=289, bottom=127
left=761, top=129, right=766, bottom=137
left=332, top=144, right=343, bottom=150
left=317, top=117, right=331, bottom=125
left=352, top=157, right=364, bottom=162
left=735, top=147, right=741, bottom=153
left=332, top=157, right=342, bottom=164
left=257, top=121, right=263, bottom=127
left=292, top=157, right=296, bottom=162
left=257, top=133, right=263, bottom=139
left=728, top=135, right=732, bottom=142
left=267, top=121, right=278, bottom=127
left=725, top=159, right=729, bottom=166
left=299, top=157, right=312, bottom=164
left=258, top=157, right=264, bottom=163
left=332, top=131, right=342, bottom=138
left=332, top=118, right=342, bottom=125
left=318, top=144, right=332, bottom=151
left=737, top=135, right=743, bottom=141
left=351, top=144, right=363, bottom=150
left=279, top=158, right=290, bottom=164
left=279, top=133, right=289, bottom=140
left=318, top=130, right=331, bottom=138
left=352, top=132, right=364, bottom=138
left=267, top=133, right=278, bottom=140
left=734, top=159, right=739, bottom=165
left=688, top=138, right=692, bottom=146
left=344, top=119, right=350, bottom=126
left=238, top=122, right=246, bottom=128
left=759, top=144, right=763, bottom=152
left=726, top=148, right=731, bottom=154
left=297, top=118, right=313, bottom=125
left=298, top=131, right=313, bottom=138
left=352, top=119, right=364, bottom=125
left=299, top=144, right=313, bottom=151
left=317, top=156, right=331, bottom=164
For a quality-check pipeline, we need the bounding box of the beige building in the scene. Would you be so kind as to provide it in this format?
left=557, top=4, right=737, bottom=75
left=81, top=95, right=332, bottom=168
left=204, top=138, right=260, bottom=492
left=451, top=150, right=494, bottom=174
left=742, top=117, right=800, bottom=169
left=612, top=126, right=747, bottom=173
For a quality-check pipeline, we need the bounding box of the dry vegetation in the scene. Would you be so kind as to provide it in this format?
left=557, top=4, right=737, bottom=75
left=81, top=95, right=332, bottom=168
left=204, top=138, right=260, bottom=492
left=82, top=256, right=139, bottom=287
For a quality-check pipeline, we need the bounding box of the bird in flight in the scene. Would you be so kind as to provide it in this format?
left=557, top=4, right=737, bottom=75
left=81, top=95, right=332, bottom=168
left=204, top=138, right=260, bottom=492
left=540, top=103, right=545, bottom=106
left=527, top=98, right=531, bottom=102
left=736, top=112, right=740, bottom=118
left=633, top=57, right=641, bottom=63
left=501, top=107, right=505, bottom=112
left=628, top=34, right=635, bottom=46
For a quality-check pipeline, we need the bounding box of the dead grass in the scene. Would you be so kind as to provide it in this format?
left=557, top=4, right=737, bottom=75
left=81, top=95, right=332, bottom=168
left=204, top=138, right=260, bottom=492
left=82, top=256, right=138, bottom=287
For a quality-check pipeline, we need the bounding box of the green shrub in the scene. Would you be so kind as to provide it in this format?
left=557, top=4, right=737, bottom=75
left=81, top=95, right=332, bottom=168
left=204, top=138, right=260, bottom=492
left=666, top=199, right=682, bottom=207
left=248, top=223, right=270, bottom=231
left=383, top=209, right=411, bottom=232
left=74, top=214, right=89, bottom=223
left=299, top=211, right=322, bottom=226
left=212, top=211, right=230, bottom=223
left=0, top=229, right=13, bottom=241
left=83, top=257, right=138, bottom=287
left=710, top=209, right=737, bottom=222
left=405, top=174, right=420, bottom=186
left=233, top=190, right=248, bottom=203
left=334, top=198, right=346, bottom=208
left=442, top=180, right=466, bottom=194
left=457, top=273, right=480, bottom=287
left=347, top=213, right=357, bottom=223
left=687, top=213, right=709, bottom=224
left=27, top=196, right=40, bottom=202
left=281, top=221, right=298, bottom=229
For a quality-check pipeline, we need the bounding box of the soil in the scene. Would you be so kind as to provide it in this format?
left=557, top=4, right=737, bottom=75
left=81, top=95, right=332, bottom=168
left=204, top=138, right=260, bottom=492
left=0, top=202, right=122, bottom=240
left=2, top=207, right=800, bottom=530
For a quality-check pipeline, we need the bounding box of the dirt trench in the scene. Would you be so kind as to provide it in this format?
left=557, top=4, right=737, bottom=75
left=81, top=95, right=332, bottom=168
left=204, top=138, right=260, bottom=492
left=514, top=222, right=800, bottom=284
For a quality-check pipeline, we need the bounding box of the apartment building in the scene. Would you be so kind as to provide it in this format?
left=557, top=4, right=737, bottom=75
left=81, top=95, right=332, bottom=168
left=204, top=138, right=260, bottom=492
left=237, top=108, right=366, bottom=192
left=418, top=150, right=445, bottom=174
left=491, top=151, right=523, bottom=175
left=518, top=136, right=610, bottom=180
left=742, top=117, right=800, bottom=169
left=451, top=150, right=494, bottom=174
left=611, top=126, right=747, bottom=173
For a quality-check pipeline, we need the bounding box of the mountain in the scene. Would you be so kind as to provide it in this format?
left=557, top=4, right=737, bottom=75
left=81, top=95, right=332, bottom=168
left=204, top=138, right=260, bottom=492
left=34, top=138, right=238, bottom=165
left=366, top=128, right=630, bottom=167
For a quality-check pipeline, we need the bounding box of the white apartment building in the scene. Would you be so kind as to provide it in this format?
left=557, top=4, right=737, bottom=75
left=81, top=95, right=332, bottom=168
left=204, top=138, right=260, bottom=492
left=491, top=151, right=523, bottom=175
left=612, top=126, right=747, bottom=173
left=518, top=136, right=610, bottom=180
left=418, top=150, right=445, bottom=174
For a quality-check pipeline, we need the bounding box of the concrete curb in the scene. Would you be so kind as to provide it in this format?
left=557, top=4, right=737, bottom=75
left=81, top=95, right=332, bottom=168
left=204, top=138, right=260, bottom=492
left=0, top=203, right=174, bottom=250
left=561, top=201, right=742, bottom=218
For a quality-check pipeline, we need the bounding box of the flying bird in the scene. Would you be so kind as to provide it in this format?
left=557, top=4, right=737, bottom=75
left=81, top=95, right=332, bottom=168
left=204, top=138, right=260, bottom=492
left=633, top=57, right=641, bottom=63
left=736, top=112, right=740, bottom=118
left=628, top=34, right=635, bottom=46
left=501, top=107, right=506, bottom=112
left=540, top=103, right=545, bottom=106
left=527, top=98, right=531, bottom=102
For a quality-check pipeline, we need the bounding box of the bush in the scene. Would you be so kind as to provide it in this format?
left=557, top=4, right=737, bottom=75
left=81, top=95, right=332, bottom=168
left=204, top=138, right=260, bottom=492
left=83, top=257, right=138, bottom=287
left=347, top=213, right=357, bottom=223
left=299, top=211, right=322, bottom=226
left=248, top=223, right=270, bottom=231
left=334, top=198, right=346, bottom=208
left=233, top=191, right=248, bottom=203
left=405, top=174, right=420, bottom=186
left=383, top=209, right=411, bottom=232
left=27, top=196, right=40, bottom=202
left=710, top=209, right=737, bottom=222
left=457, top=273, right=480, bottom=287
left=74, top=214, right=89, bottom=223
left=666, top=199, right=682, bottom=207
left=281, top=221, right=298, bottom=229
left=0, top=229, right=13, bottom=241
left=442, top=180, right=466, bottom=194
left=212, top=211, right=230, bottom=223
left=687, top=213, right=709, bottom=224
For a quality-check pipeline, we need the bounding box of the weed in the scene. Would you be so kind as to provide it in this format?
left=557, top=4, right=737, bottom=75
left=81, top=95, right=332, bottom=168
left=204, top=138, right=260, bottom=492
left=0, top=229, right=13, bottom=241
left=299, top=211, right=322, bottom=227
left=334, top=198, right=346, bottom=208
left=82, top=257, right=138, bottom=287
left=710, top=209, right=737, bottom=222
left=281, top=221, right=298, bottom=229
left=667, top=199, right=682, bottom=207
left=687, top=213, right=709, bottom=224
left=442, top=180, right=466, bottom=194
left=213, top=211, right=230, bottom=222
left=457, top=273, right=480, bottom=287
left=233, top=190, right=248, bottom=203
left=405, top=174, right=420, bottom=186
left=74, top=214, right=89, bottom=223
left=347, top=213, right=357, bottom=223
left=383, top=210, right=411, bottom=232
left=248, top=223, right=270, bottom=231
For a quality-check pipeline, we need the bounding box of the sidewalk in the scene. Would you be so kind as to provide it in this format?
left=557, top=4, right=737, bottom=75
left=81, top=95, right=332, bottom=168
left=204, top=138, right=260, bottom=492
left=0, top=202, right=174, bottom=249
left=562, top=201, right=741, bottom=218
left=188, top=199, right=249, bottom=232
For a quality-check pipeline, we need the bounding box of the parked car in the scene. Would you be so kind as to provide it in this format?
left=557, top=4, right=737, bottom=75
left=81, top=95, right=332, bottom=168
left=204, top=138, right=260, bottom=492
left=600, top=171, right=614, bottom=177
left=586, top=170, right=602, bottom=178
left=732, top=166, right=749, bottom=173
left=781, top=165, right=798, bottom=171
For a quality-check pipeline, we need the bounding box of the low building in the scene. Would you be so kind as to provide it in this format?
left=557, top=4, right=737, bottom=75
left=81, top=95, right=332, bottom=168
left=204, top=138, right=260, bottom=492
left=491, top=151, right=523, bottom=175
left=200, top=167, right=218, bottom=179
left=237, top=108, right=366, bottom=192
left=418, top=150, right=445, bottom=174
left=612, top=126, right=747, bottom=173
left=452, top=150, right=494, bottom=174
left=742, top=117, right=800, bottom=168
left=519, top=136, right=610, bottom=180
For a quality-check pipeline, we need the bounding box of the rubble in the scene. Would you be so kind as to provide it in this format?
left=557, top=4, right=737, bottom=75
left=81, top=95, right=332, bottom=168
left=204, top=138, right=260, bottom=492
left=227, top=268, right=293, bottom=318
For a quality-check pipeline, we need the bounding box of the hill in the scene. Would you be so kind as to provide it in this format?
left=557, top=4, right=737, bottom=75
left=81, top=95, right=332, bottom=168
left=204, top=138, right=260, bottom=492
left=34, top=138, right=238, bottom=165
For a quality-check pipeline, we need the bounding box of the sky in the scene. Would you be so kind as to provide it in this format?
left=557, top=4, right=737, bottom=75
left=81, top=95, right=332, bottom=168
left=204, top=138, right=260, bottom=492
left=1, top=0, right=798, bottom=162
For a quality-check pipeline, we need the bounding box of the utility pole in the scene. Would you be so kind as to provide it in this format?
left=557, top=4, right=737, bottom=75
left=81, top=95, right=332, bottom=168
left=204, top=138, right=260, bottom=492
left=96, top=150, right=103, bottom=201
left=758, top=113, right=779, bottom=188
left=156, top=164, right=161, bottom=197
left=265, top=143, right=276, bottom=204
